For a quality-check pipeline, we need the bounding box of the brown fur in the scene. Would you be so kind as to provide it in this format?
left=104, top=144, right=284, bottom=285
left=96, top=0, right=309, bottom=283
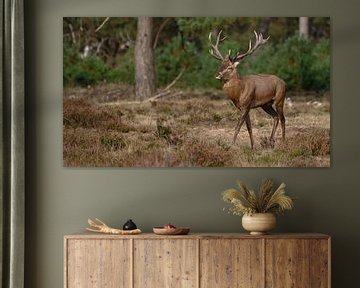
left=216, top=57, right=286, bottom=148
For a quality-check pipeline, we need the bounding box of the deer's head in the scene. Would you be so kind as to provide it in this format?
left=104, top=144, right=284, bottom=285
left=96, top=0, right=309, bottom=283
left=209, top=30, right=270, bottom=82
left=215, top=57, right=237, bottom=81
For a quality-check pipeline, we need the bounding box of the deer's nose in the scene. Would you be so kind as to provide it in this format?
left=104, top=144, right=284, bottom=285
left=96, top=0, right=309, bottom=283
left=215, top=72, right=222, bottom=79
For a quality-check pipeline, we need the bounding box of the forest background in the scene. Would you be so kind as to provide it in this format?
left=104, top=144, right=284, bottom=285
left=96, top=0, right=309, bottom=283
left=63, top=17, right=330, bottom=93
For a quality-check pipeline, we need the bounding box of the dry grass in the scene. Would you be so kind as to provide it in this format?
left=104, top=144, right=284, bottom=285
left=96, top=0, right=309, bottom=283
left=63, top=86, right=330, bottom=167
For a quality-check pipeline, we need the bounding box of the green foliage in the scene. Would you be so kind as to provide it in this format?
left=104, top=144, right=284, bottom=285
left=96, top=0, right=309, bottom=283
left=308, top=39, right=330, bottom=90
left=239, top=36, right=330, bottom=91
left=111, top=48, right=135, bottom=85
left=63, top=44, right=134, bottom=86
left=179, top=46, right=220, bottom=89
left=155, top=35, right=219, bottom=89
left=63, top=17, right=330, bottom=92
left=176, top=17, right=241, bottom=37
left=63, top=43, right=108, bottom=86
left=155, top=35, right=188, bottom=86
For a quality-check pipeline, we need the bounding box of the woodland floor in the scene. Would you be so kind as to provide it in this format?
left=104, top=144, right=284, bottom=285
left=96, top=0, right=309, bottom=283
left=63, top=84, right=330, bottom=167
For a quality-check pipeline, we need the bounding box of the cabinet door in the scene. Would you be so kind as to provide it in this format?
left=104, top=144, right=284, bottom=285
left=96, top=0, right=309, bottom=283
left=200, top=239, right=264, bottom=288
left=134, top=239, right=198, bottom=288
left=309, top=239, right=330, bottom=288
left=66, top=239, right=131, bottom=288
left=266, top=239, right=310, bottom=288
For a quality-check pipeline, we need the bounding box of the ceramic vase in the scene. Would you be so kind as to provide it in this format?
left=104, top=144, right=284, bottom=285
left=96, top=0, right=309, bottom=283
left=242, top=213, right=276, bottom=235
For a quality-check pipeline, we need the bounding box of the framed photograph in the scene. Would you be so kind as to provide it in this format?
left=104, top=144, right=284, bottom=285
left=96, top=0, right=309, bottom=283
left=63, top=17, right=330, bottom=168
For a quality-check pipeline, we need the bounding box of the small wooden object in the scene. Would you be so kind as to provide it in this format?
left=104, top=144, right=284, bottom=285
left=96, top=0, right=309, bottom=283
left=86, top=218, right=141, bottom=235
left=152, top=227, right=190, bottom=235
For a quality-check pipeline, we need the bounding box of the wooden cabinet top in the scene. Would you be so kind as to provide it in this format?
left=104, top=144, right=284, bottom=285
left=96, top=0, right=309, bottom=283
left=64, top=232, right=330, bottom=240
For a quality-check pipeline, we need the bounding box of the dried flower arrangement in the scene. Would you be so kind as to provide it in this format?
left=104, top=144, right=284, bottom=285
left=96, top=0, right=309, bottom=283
left=222, top=178, right=294, bottom=216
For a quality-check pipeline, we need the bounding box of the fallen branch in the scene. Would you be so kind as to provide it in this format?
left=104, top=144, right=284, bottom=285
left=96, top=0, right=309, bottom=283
left=86, top=218, right=142, bottom=235
left=145, top=68, right=185, bottom=103
left=68, top=23, right=76, bottom=45
left=148, top=90, right=171, bottom=100
left=95, top=17, right=110, bottom=33
left=153, top=18, right=170, bottom=49
left=157, top=91, right=183, bottom=100
left=164, top=68, right=185, bottom=91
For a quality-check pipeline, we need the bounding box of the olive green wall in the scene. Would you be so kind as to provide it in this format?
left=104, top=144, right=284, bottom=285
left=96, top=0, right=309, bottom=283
left=24, top=0, right=360, bottom=287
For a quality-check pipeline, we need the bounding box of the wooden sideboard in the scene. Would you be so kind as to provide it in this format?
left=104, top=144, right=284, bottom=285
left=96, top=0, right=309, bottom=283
left=64, top=233, right=330, bottom=288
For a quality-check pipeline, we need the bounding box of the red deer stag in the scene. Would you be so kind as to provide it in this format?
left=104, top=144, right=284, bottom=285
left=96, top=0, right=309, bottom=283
left=209, top=30, right=286, bottom=148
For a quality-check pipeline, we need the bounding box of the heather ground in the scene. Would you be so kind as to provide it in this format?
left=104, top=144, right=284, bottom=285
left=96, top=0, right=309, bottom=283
left=63, top=84, right=330, bottom=167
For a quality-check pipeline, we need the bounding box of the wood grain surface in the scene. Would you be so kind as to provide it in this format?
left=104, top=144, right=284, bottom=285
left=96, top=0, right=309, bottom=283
left=64, top=233, right=330, bottom=288
left=133, top=239, right=197, bottom=288
left=65, top=239, right=131, bottom=288
left=265, top=239, right=310, bottom=287
left=200, top=238, right=264, bottom=288
left=65, top=233, right=330, bottom=240
left=309, top=239, right=330, bottom=288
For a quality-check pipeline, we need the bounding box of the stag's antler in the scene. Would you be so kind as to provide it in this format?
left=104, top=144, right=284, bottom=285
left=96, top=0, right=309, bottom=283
left=86, top=218, right=142, bottom=235
left=233, top=31, right=270, bottom=62
left=208, top=30, right=227, bottom=60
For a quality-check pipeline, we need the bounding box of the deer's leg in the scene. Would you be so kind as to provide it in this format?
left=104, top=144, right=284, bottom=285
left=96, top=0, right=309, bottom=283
left=274, top=85, right=286, bottom=141
left=275, top=102, right=286, bottom=141
left=245, top=114, right=254, bottom=149
left=261, top=104, right=279, bottom=145
left=233, top=107, right=250, bottom=144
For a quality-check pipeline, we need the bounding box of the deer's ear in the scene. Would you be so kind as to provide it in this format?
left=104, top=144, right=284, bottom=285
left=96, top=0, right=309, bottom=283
left=233, top=61, right=240, bottom=67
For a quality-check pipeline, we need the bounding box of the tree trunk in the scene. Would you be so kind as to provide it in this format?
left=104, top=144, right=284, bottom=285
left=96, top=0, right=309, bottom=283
left=299, top=17, right=309, bottom=39
left=135, top=17, right=156, bottom=101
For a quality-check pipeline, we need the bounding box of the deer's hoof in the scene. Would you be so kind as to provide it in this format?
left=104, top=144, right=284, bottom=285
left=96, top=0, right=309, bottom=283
left=269, top=138, right=275, bottom=148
